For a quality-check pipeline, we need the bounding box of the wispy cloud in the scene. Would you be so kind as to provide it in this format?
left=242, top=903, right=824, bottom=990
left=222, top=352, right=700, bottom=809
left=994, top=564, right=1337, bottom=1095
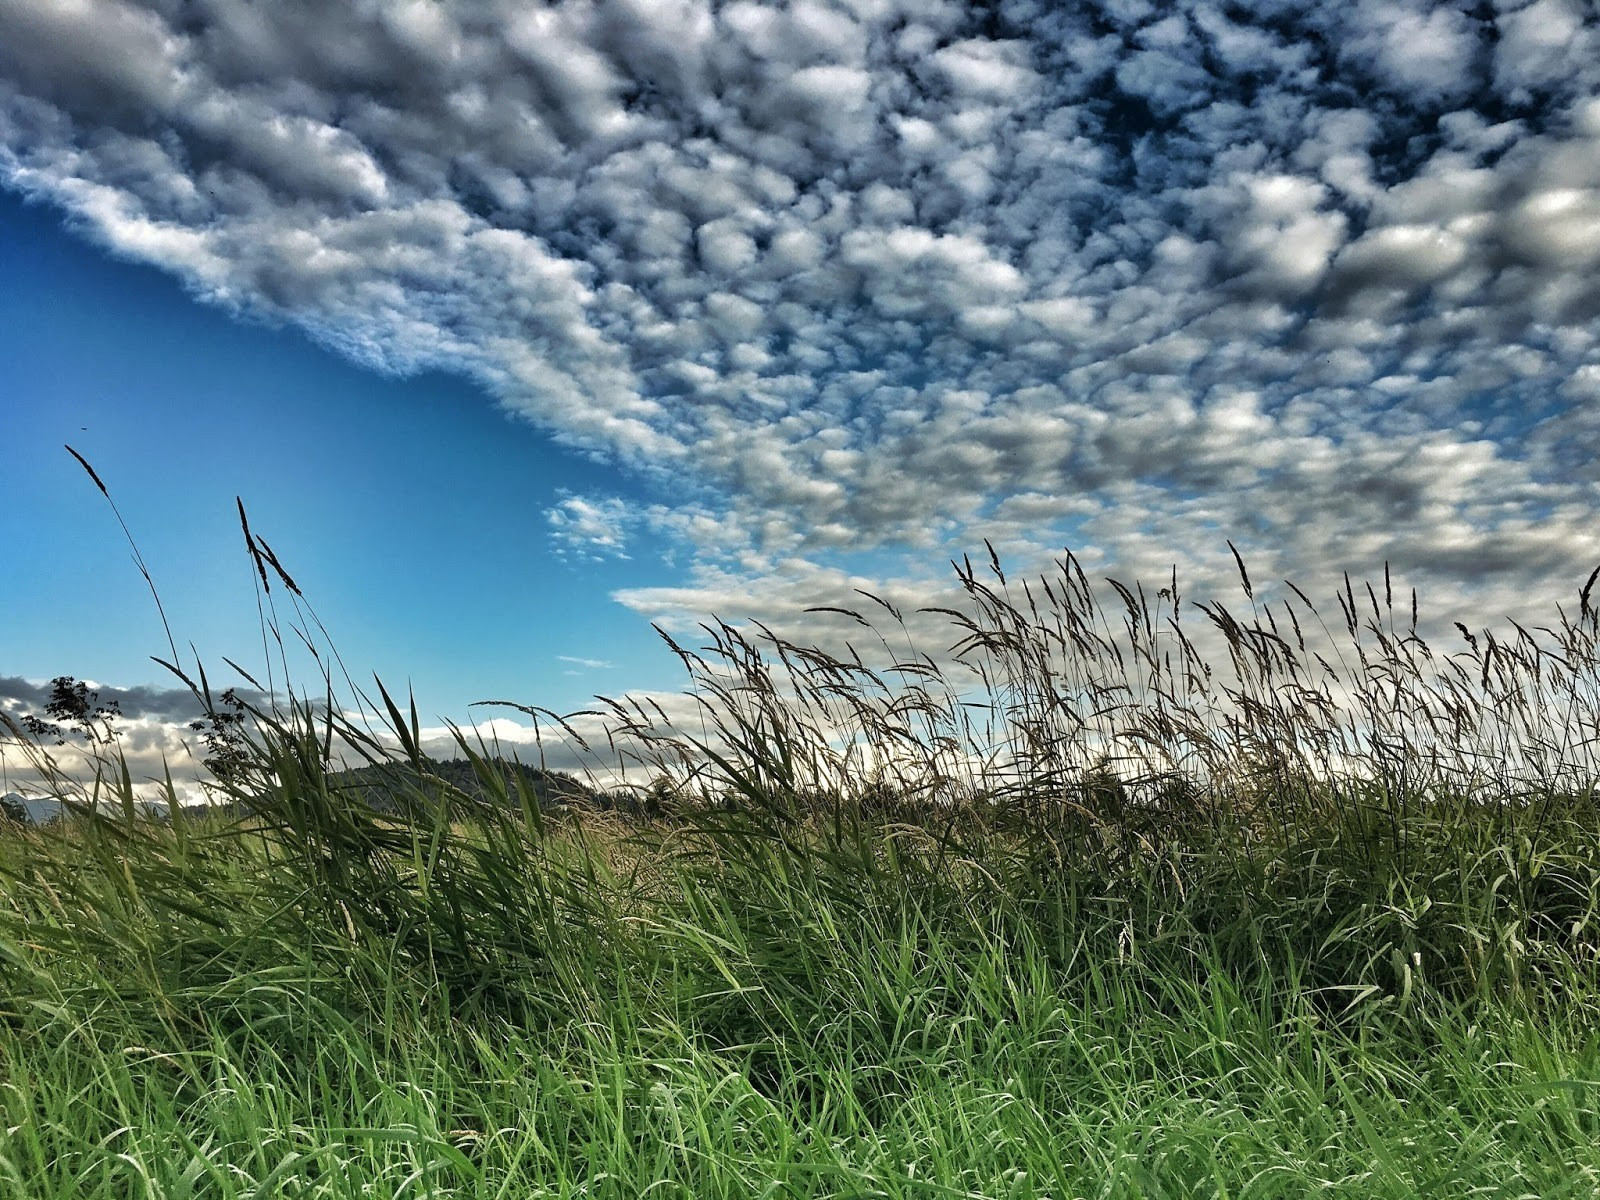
left=2, top=0, right=1597, bottom=632
left=557, top=655, right=614, bottom=671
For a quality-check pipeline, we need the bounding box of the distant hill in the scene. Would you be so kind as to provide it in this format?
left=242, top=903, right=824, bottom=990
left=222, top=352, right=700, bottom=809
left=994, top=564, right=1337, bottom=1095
left=323, top=756, right=594, bottom=814
left=2, top=760, right=601, bottom=828
left=1, top=792, right=162, bottom=824
left=1, top=792, right=52, bottom=823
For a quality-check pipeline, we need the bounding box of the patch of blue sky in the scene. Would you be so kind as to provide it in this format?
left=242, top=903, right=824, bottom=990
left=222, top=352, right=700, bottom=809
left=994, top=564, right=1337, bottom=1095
left=0, top=191, right=681, bottom=722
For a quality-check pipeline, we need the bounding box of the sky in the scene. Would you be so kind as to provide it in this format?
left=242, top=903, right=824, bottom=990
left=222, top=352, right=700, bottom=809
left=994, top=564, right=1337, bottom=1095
left=2, top=0, right=1598, bottom=796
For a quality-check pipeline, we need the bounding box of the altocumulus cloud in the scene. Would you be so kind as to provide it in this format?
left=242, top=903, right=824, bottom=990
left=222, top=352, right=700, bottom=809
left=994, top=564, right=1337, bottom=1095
left=4, top=0, right=1600, bottom=636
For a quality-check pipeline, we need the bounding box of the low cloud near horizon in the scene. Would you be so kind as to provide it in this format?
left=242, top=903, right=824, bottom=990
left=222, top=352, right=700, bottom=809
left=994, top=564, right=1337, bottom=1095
left=0, top=665, right=707, bottom=805
left=3, top=0, right=1599, bottom=700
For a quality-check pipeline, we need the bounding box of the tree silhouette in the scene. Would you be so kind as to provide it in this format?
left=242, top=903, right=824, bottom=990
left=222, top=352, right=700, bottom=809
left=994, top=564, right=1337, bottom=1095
left=189, top=689, right=251, bottom=782
left=20, top=677, right=122, bottom=746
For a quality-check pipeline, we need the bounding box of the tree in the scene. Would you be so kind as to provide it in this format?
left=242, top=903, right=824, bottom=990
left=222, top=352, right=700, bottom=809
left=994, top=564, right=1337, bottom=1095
left=190, top=689, right=252, bottom=783
left=20, top=677, right=122, bottom=746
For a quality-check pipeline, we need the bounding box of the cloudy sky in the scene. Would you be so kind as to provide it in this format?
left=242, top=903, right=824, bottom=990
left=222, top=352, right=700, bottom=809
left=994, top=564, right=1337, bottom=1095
left=2, top=0, right=1598, bottom=792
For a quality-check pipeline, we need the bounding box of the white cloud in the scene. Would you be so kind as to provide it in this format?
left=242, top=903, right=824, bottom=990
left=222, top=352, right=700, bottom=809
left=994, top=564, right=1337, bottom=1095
left=557, top=656, right=614, bottom=671
left=545, top=495, right=637, bottom=560
left=1494, top=0, right=1594, bottom=101
left=1335, top=0, right=1483, bottom=105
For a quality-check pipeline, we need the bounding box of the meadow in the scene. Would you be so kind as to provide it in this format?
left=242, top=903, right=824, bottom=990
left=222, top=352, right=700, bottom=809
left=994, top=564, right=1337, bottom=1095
left=2, top=511, right=1599, bottom=1198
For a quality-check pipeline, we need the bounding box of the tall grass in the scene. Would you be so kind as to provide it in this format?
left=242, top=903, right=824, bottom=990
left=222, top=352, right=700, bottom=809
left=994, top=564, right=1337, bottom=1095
left=1, top=474, right=1598, bottom=1196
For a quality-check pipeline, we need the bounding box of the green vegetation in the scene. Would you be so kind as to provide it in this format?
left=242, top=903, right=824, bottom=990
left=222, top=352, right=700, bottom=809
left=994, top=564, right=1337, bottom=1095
left=321, top=756, right=593, bottom=816
left=2, top=511, right=1599, bottom=1196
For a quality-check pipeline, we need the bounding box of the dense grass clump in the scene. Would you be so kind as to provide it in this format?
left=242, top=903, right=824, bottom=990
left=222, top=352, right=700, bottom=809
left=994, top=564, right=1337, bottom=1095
left=2, top=526, right=1599, bottom=1197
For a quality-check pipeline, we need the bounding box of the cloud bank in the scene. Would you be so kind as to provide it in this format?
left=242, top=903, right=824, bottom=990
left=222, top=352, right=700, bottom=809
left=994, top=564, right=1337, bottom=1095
left=3, top=0, right=1599, bottom=639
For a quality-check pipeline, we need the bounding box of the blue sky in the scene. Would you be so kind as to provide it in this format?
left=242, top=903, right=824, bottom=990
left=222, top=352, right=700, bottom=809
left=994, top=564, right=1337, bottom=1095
left=0, top=188, right=680, bottom=721
left=2, top=0, right=1598, bottom=792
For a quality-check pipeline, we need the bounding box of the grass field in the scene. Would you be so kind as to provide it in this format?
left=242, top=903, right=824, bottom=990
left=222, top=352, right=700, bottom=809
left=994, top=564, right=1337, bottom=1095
left=2, top=532, right=1599, bottom=1198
